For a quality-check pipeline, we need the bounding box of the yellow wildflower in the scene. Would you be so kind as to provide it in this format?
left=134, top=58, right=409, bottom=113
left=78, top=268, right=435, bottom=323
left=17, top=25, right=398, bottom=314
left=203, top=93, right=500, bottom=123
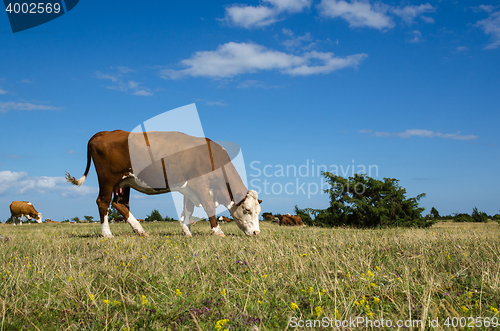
left=89, top=294, right=95, bottom=301
left=461, top=306, right=469, bottom=313
left=376, top=266, right=381, bottom=271
left=300, top=253, right=307, bottom=257
left=215, top=319, right=229, bottom=331
left=68, top=276, right=73, bottom=282
left=315, top=306, right=322, bottom=317
left=309, top=287, right=313, bottom=294
left=491, top=306, right=499, bottom=314
left=290, top=302, right=298, bottom=310
left=468, top=291, right=473, bottom=298
left=373, top=297, right=380, bottom=304
left=370, top=282, right=377, bottom=288
left=114, top=300, right=121, bottom=306
left=262, top=274, right=268, bottom=278
left=367, top=270, right=374, bottom=278
left=176, top=289, right=182, bottom=297
left=220, top=289, right=226, bottom=296
left=141, top=295, right=148, bottom=306
left=103, top=299, right=110, bottom=305
left=335, top=309, right=340, bottom=319
left=346, top=272, right=351, bottom=278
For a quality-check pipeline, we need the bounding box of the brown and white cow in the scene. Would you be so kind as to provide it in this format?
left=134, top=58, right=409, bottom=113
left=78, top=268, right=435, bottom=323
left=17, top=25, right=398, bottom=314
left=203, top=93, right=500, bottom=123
left=9, top=201, right=42, bottom=225
left=66, top=130, right=262, bottom=238
left=218, top=216, right=232, bottom=223
left=45, top=219, right=59, bottom=223
left=279, top=214, right=303, bottom=226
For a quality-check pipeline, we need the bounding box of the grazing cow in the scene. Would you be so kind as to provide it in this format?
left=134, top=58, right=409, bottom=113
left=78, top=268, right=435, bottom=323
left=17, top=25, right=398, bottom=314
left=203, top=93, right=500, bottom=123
left=279, top=214, right=303, bottom=226
left=218, top=216, right=232, bottom=223
left=9, top=201, right=42, bottom=225
left=111, top=216, right=126, bottom=223
left=265, top=214, right=274, bottom=221
left=45, top=219, right=59, bottom=223
left=137, top=219, right=144, bottom=223
left=66, top=130, right=262, bottom=238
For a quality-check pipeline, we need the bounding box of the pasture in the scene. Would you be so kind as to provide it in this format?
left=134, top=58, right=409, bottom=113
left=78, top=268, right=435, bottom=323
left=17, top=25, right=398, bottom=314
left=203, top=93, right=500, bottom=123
left=0, top=221, right=499, bottom=330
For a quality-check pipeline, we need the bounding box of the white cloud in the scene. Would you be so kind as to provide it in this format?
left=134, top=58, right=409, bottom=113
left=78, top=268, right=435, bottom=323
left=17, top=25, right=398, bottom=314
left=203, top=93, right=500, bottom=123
left=0, top=170, right=98, bottom=197
left=281, top=29, right=313, bottom=49
left=95, top=71, right=119, bottom=82
left=360, top=129, right=478, bottom=140
left=160, top=42, right=367, bottom=79
left=391, top=3, right=435, bottom=24
left=95, top=69, right=154, bottom=96
left=237, top=79, right=282, bottom=88
left=21, top=79, right=33, bottom=84
left=132, top=90, right=153, bottom=96
left=318, top=0, right=393, bottom=29
left=0, top=101, right=62, bottom=112
left=318, top=0, right=436, bottom=30
left=224, top=5, right=279, bottom=28
left=0, top=88, right=8, bottom=94
left=206, top=100, right=228, bottom=106
left=408, top=30, right=423, bottom=43
left=264, top=0, right=312, bottom=12
left=117, top=66, right=135, bottom=73
left=471, top=5, right=495, bottom=13
left=476, top=10, right=500, bottom=49
left=223, top=0, right=312, bottom=28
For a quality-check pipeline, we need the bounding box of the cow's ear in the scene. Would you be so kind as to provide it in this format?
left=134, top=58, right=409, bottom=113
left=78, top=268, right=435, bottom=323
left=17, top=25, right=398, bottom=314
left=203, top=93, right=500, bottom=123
left=258, top=199, right=262, bottom=204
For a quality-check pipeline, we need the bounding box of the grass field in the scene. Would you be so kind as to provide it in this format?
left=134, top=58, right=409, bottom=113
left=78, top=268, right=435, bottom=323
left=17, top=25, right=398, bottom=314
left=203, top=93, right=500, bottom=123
left=0, top=221, right=499, bottom=330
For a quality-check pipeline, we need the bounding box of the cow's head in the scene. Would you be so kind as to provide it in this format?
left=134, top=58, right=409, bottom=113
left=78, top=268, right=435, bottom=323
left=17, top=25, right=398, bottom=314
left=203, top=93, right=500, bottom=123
left=229, top=190, right=262, bottom=236
left=35, top=213, right=42, bottom=224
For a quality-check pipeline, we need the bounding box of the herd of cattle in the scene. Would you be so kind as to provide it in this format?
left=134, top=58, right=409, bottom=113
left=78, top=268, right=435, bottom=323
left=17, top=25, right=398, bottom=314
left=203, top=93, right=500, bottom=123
left=5, top=200, right=304, bottom=227
left=2, top=129, right=308, bottom=239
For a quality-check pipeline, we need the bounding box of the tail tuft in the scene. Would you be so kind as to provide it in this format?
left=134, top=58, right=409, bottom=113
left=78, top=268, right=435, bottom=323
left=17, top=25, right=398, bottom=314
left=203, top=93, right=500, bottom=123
left=65, top=171, right=86, bottom=186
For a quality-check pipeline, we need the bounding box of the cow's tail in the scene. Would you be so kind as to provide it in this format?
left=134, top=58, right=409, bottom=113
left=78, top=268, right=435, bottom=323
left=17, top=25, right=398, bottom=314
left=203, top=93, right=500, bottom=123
left=65, top=142, right=92, bottom=186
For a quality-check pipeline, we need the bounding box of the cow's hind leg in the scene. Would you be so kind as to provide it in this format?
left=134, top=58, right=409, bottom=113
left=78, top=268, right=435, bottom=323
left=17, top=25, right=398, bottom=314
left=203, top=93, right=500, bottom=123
left=180, top=196, right=194, bottom=237
left=112, top=187, right=148, bottom=237
left=97, top=189, right=114, bottom=238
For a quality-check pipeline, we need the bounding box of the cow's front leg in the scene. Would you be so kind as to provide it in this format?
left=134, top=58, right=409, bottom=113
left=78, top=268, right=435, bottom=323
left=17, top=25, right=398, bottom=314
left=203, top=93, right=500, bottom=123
left=19, top=214, right=23, bottom=226
left=209, top=215, right=225, bottom=237
left=180, top=197, right=194, bottom=237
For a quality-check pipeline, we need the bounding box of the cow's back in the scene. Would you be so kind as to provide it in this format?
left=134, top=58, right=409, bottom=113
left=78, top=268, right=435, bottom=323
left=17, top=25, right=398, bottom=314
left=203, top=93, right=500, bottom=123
left=10, top=201, right=37, bottom=215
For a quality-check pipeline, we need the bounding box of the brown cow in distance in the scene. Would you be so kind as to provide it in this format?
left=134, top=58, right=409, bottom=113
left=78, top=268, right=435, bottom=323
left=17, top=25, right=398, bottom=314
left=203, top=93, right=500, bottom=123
left=279, top=214, right=303, bottom=226
left=9, top=201, right=42, bottom=225
left=45, top=219, right=59, bottom=223
left=218, top=216, right=232, bottom=223
left=265, top=214, right=274, bottom=221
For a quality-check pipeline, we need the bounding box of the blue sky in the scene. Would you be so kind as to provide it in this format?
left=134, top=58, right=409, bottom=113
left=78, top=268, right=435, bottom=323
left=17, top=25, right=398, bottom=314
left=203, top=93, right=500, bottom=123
left=1, top=0, right=499, bottom=222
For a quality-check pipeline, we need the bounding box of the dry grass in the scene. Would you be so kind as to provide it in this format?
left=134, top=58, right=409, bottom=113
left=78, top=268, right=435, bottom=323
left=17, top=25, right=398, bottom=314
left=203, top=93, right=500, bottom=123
left=0, top=221, right=499, bottom=330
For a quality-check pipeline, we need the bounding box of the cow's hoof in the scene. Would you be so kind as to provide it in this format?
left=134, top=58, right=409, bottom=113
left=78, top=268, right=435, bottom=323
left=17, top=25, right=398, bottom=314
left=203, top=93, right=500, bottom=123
left=102, top=234, right=114, bottom=239
left=183, top=232, right=193, bottom=237
left=138, top=231, right=149, bottom=237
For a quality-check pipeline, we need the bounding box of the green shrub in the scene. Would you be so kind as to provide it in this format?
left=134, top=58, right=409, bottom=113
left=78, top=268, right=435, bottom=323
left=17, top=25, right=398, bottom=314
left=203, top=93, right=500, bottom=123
left=298, top=173, right=431, bottom=228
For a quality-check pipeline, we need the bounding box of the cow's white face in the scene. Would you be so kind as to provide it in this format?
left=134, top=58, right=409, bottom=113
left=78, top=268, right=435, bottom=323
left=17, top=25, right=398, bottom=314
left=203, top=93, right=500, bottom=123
left=35, top=213, right=42, bottom=224
left=229, top=190, right=261, bottom=236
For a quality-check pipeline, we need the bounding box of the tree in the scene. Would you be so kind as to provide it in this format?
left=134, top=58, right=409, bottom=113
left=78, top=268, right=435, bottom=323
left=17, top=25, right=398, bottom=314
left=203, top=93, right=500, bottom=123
left=84, top=215, right=94, bottom=222
left=71, top=216, right=79, bottom=223
left=145, top=209, right=164, bottom=222
left=298, top=173, right=431, bottom=228
left=108, top=207, right=121, bottom=220
left=471, top=207, right=488, bottom=223
left=430, top=207, right=440, bottom=219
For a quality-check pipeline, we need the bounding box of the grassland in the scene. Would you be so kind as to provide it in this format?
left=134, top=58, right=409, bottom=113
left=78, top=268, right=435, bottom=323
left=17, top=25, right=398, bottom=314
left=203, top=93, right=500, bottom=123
left=0, top=221, right=499, bottom=330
